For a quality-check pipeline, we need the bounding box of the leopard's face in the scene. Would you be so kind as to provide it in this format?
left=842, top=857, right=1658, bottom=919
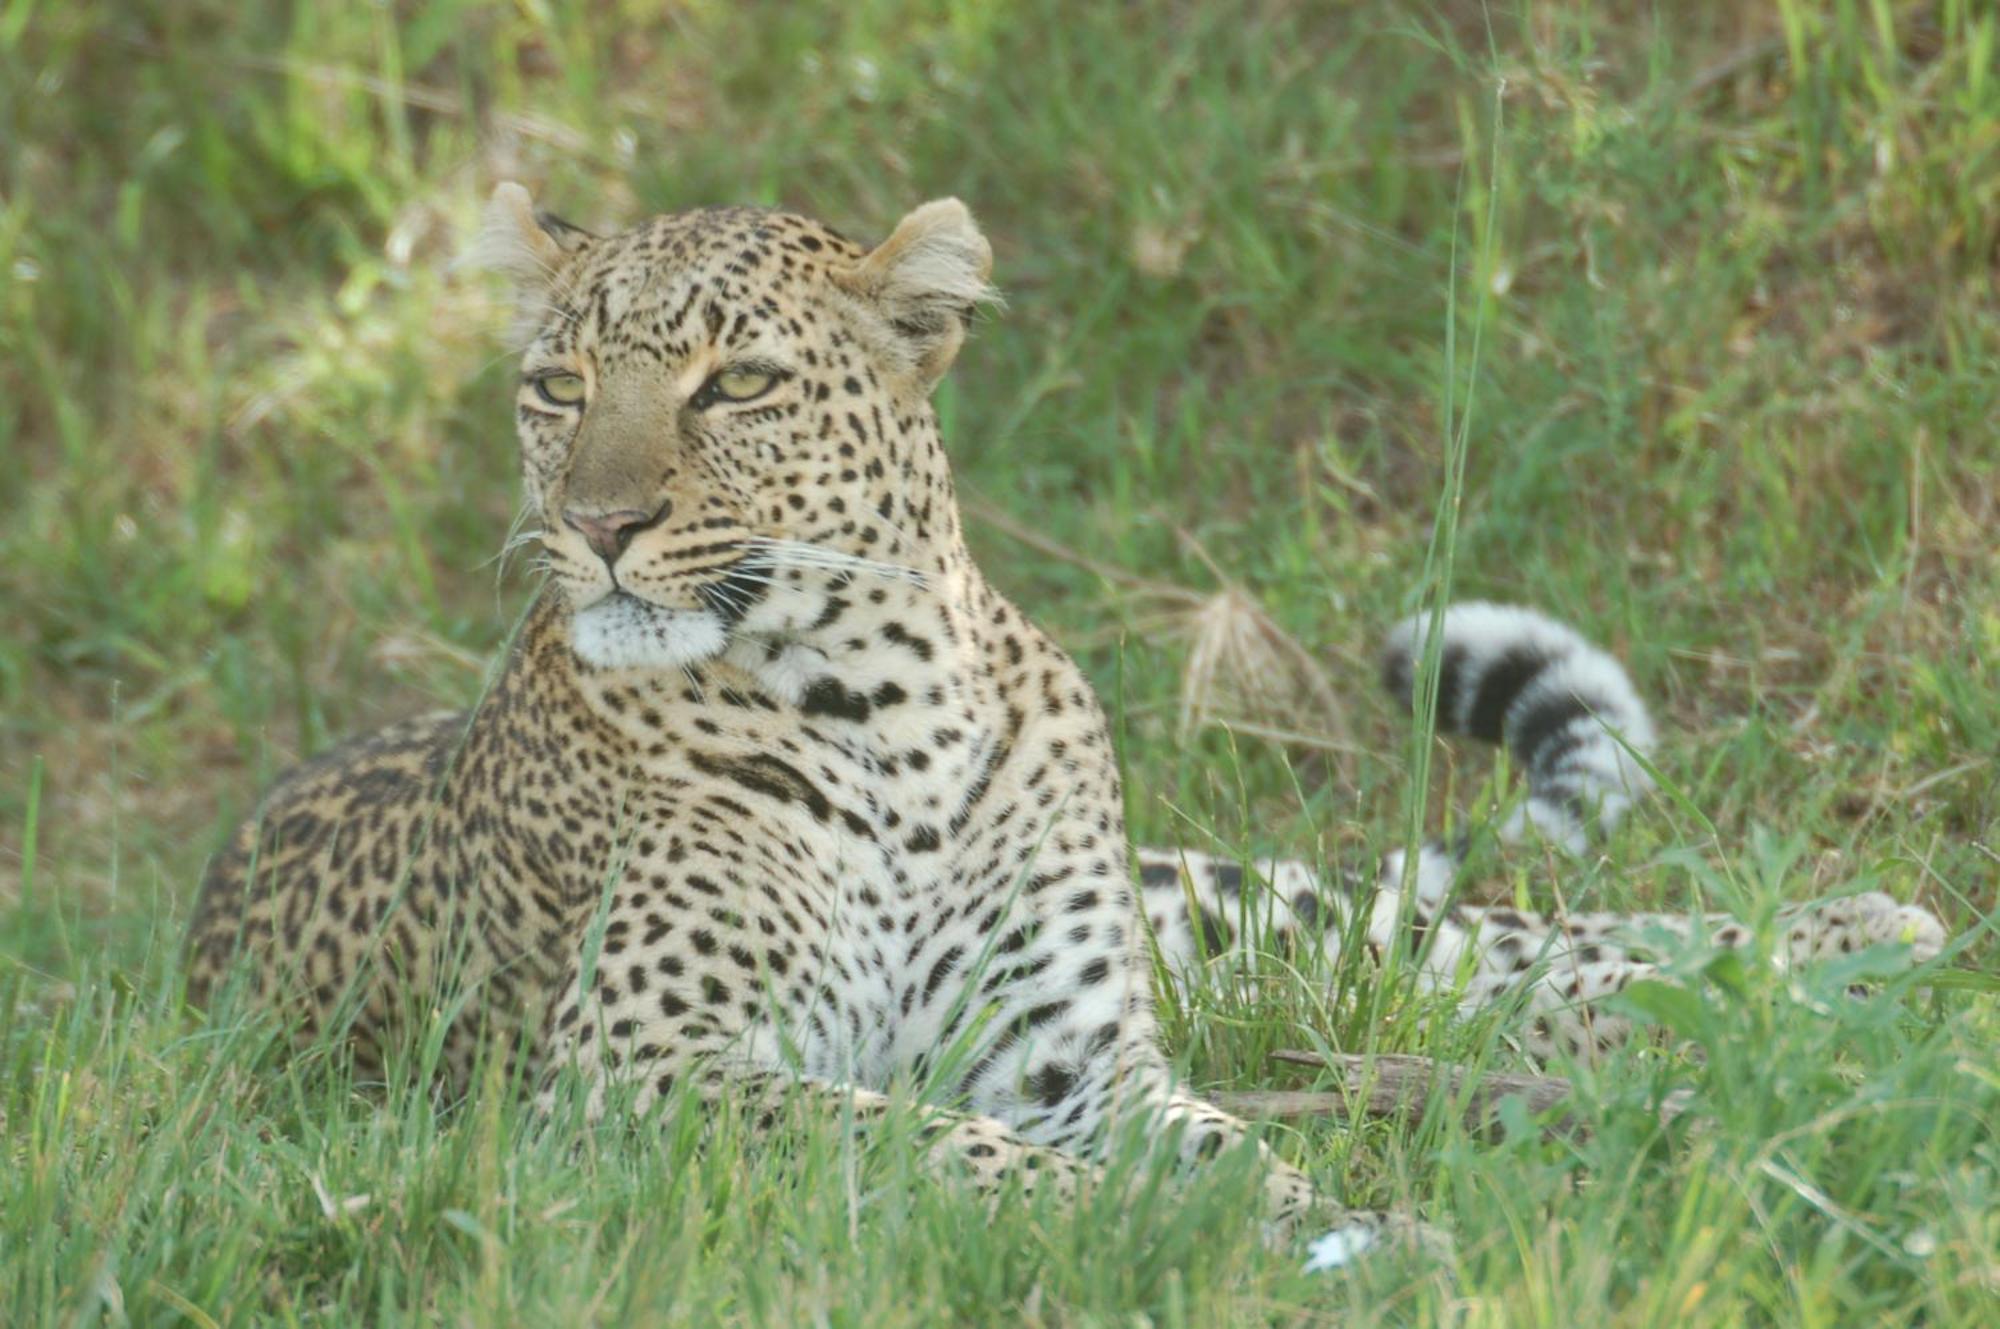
left=477, top=187, right=993, bottom=671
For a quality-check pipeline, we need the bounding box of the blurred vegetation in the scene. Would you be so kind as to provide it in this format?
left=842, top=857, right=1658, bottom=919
left=2, top=0, right=1996, bottom=1322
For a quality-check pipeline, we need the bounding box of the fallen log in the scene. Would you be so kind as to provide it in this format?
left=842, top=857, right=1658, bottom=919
left=1217, top=1051, right=1576, bottom=1138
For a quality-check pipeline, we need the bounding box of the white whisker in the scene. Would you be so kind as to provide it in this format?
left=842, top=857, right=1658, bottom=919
left=744, top=537, right=928, bottom=587
left=481, top=527, right=547, bottom=572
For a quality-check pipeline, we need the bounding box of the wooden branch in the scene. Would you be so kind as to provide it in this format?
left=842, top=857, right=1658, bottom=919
left=1217, top=1050, right=1579, bottom=1139
left=962, top=498, right=1205, bottom=606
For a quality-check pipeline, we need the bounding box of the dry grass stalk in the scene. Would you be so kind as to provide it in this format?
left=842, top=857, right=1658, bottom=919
left=967, top=500, right=1357, bottom=781
left=1172, top=527, right=1355, bottom=782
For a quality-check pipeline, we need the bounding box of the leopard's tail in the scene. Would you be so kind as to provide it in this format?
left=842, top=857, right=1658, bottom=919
left=1380, top=602, right=1655, bottom=854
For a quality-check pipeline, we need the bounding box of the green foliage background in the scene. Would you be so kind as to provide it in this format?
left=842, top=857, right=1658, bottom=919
left=2, top=1, right=1995, bottom=1323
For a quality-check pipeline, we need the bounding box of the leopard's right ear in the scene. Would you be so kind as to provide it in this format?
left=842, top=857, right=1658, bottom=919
left=461, top=183, right=595, bottom=320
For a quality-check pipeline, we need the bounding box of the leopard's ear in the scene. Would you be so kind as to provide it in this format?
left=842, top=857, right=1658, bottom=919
left=833, top=198, right=997, bottom=390
left=463, top=183, right=595, bottom=336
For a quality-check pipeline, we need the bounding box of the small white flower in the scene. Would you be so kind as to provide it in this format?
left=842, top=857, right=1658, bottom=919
left=848, top=55, right=880, bottom=103
left=1302, top=1221, right=1379, bottom=1273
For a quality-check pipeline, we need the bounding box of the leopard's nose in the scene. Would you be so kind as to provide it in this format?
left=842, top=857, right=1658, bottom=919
left=563, top=499, right=671, bottom=565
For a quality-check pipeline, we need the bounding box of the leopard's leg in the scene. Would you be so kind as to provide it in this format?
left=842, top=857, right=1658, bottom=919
left=527, top=890, right=1421, bottom=1255
left=965, top=975, right=1448, bottom=1257
left=721, top=1069, right=1096, bottom=1207
left=1438, top=888, right=1944, bottom=1056
left=1135, top=839, right=1654, bottom=1058
left=1155, top=1085, right=1448, bottom=1258
left=1136, top=844, right=1947, bottom=1058
left=564, top=1063, right=1096, bottom=1205
left=534, top=929, right=1438, bottom=1260
left=530, top=953, right=1098, bottom=1209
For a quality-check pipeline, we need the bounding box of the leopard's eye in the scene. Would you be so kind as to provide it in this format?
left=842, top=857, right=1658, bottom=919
left=697, top=368, right=780, bottom=407
left=715, top=369, right=775, bottom=401
left=533, top=372, right=587, bottom=407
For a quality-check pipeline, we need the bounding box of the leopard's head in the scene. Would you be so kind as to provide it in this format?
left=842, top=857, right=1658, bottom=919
left=475, top=184, right=994, bottom=672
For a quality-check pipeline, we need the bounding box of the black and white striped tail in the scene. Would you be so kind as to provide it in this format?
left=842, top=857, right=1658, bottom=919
left=1136, top=603, right=1659, bottom=976
left=1381, top=602, right=1656, bottom=854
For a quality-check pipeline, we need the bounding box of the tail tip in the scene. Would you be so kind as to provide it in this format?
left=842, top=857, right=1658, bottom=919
left=1378, top=600, right=1657, bottom=848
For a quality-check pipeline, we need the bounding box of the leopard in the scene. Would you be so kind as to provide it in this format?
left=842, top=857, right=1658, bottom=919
left=183, top=184, right=1948, bottom=1271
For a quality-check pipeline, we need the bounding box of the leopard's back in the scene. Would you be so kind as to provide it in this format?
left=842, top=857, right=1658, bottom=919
left=185, top=709, right=492, bottom=1071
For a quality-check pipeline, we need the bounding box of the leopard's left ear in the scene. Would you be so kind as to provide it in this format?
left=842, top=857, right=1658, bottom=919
left=834, top=198, right=997, bottom=390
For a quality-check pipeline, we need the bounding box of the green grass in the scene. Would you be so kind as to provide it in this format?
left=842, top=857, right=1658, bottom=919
left=4, top=0, right=1997, bottom=1322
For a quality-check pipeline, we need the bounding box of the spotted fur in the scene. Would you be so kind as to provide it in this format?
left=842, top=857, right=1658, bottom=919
left=186, top=187, right=1444, bottom=1262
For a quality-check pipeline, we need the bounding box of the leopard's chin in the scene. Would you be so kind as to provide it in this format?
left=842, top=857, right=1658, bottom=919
left=570, top=591, right=729, bottom=671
